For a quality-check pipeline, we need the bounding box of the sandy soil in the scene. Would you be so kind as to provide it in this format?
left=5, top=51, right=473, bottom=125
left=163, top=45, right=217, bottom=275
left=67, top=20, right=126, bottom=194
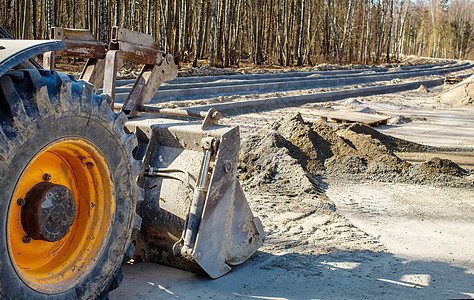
left=325, top=180, right=474, bottom=273
left=111, top=67, right=474, bottom=299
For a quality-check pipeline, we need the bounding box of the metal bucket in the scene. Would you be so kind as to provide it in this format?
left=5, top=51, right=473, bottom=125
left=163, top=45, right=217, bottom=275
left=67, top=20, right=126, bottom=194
left=126, top=115, right=265, bottom=278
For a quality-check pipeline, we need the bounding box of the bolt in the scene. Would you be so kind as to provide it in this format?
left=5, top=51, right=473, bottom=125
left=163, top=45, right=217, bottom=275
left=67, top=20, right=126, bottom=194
left=17, top=198, right=26, bottom=206
left=86, top=162, right=94, bottom=169
left=224, top=161, right=232, bottom=173
left=22, top=236, right=31, bottom=243
left=43, top=173, right=52, bottom=181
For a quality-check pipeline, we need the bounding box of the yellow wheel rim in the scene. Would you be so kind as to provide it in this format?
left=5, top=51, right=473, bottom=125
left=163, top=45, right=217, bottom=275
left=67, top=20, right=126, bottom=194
left=7, top=138, right=115, bottom=294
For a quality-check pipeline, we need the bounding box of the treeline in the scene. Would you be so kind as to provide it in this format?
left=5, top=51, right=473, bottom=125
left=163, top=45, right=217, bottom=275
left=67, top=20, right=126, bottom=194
left=1, top=0, right=473, bottom=67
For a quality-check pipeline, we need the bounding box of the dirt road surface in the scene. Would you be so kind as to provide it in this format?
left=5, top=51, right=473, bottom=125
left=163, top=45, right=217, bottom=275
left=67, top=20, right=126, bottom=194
left=111, top=65, right=474, bottom=299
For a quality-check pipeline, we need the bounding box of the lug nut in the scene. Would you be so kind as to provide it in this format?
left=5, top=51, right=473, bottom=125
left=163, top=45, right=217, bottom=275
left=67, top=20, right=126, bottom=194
left=43, top=173, right=52, bottom=181
left=22, top=236, right=31, bottom=243
left=86, top=162, right=94, bottom=169
left=17, top=198, right=26, bottom=206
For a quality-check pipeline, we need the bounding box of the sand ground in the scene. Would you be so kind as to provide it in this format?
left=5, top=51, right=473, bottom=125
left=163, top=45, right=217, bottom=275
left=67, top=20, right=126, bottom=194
left=111, top=70, right=474, bottom=299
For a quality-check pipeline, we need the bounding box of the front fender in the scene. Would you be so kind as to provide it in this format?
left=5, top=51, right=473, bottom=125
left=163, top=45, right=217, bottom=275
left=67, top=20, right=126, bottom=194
left=0, top=40, right=65, bottom=77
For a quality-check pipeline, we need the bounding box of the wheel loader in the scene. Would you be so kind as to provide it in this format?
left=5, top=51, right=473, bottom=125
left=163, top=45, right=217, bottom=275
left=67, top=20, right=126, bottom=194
left=0, top=27, right=265, bottom=299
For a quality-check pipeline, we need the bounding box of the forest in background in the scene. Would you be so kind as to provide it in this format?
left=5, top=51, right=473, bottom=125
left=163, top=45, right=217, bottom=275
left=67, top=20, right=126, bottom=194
left=1, top=0, right=473, bottom=67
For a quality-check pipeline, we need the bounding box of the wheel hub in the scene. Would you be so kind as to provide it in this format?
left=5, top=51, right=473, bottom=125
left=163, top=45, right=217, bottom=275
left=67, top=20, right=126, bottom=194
left=21, top=182, right=76, bottom=242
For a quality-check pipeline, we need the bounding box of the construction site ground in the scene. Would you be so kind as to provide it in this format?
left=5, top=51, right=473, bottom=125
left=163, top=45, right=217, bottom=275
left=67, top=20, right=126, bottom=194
left=111, top=60, right=474, bottom=299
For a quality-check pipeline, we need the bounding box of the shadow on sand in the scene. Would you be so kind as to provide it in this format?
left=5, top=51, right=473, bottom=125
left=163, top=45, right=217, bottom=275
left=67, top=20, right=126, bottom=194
left=112, top=249, right=473, bottom=299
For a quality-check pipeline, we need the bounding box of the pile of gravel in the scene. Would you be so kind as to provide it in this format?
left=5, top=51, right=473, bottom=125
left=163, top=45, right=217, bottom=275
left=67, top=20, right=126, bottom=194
left=239, top=114, right=471, bottom=188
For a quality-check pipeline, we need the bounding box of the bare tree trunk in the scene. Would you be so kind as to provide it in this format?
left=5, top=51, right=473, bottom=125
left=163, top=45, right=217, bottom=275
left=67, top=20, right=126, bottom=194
left=193, top=0, right=205, bottom=67
left=223, top=0, right=232, bottom=66
left=398, top=2, right=409, bottom=57
left=279, top=0, right=285, bottom=65
left=5, top=0, right=15, bottom=35
left=304, top=0, right=313, bottom=65
left=325, top=0, right=340, bottom=62
left=48, top=0, right=54, bottom=37
left=285, top=0, right=292, bottom=65
left=364, top=0, right=371, bottom=64
left=165, top=0, right=173, bottom=52
left=32, top=0, right=37, bottom=38
left=100, top=0, right=108, bottom=43
left=386, top=0, right=394, bottom=62
left=22, top=0, right=30, bottom=38
left=131, top=0, right=137, bottom=30
left=232, top=0, right=243, bottom=64
left=179, top=0, right=186, bottom=57
left=256, top=1, right=264, bottom=64
left=87, top=0, right=92, bottom=30
left=159, top=0, right=165, bottom=49
left=338, top=0, right=354, bottom=63
left=147, top=0, right=152, bottom=34
left=376, top=2, right=386, bottom=63
left=210, top=0, right=217, bottom=66
left=115, top=0, right=121, bottom=26
left=72, top=0, right=76, bottom=28
left=216, top=0, right=226, bottom=65
left=202, top=2, right=210, bottom=59
left=173, top=0, right=181, bottom=62
left=250, top=1, right=256, bottom=64
left=297, top=0, right=306, bottom=66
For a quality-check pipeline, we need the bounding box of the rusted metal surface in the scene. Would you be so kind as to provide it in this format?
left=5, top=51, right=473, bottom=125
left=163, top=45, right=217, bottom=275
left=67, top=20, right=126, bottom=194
left=107, top=26, right=178, bottom=117
left=42, top=27, right=106, bottom=70
left=21, top=182, right=76, bottom=242
left=56, top=40, right=106, bottom=59
left=0, top=39, right=64, bottom=77
left=109, top=27, right=164, bottom=65
left=121, top=64, right=155, bottom=116
left=109, top=41, right=164, bottom=65
left=121, top=55, right=177, bottom=117
left=29, top=27, right=177, bottom=115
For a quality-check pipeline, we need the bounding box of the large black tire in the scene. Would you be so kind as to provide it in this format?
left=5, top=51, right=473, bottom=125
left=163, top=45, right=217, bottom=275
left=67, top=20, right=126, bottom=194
left=0, top=69, right=142, bottom=299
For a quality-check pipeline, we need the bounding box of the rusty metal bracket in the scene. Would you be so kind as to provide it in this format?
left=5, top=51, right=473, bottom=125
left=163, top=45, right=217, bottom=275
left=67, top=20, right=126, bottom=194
left=121, top=55, right=176, bottom=117
left=105, top=27, right=178, bottom=117
left=201, top=108, right=221, bottom=130
left=38, top=26, right=178, bottom=114
left=42, top=27, right=107, bottom=93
